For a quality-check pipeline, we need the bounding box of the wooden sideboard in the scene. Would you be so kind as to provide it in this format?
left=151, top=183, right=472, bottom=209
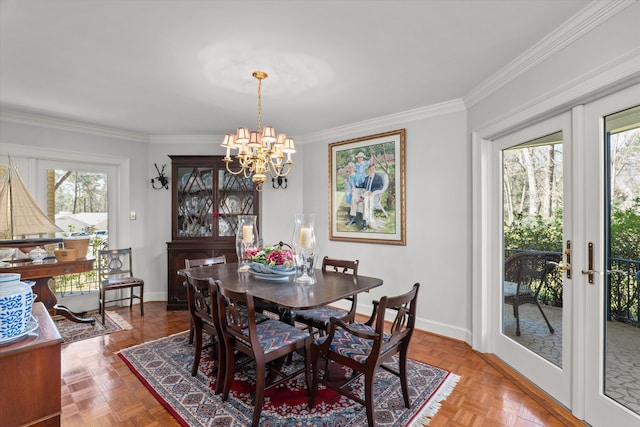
left=0, top=302, right=63, bottom=426
left=2, top=257, right=96, bottom=323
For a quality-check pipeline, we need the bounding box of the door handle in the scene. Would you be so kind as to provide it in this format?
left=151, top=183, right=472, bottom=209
left=564, top=240, right=571, bottom=278
left=580, top=242, right=595, bottom=284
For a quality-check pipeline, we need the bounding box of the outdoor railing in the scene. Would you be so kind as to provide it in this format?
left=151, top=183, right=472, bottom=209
left=505, top=249, right=640, bottom=326
left=54, top=239, right=108, bottom=297
left=608, top=257, right=640, bottom=326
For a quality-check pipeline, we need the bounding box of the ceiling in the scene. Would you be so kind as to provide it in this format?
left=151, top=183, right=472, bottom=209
left=0, top=0, right=592, bottom=139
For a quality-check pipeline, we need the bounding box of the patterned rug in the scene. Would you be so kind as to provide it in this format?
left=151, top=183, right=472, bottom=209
left=54, top=310, right=132, bottom=344
left=118, top=331, right=459, bottom=426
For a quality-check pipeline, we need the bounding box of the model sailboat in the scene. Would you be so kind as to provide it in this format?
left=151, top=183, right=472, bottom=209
left=0, top=158, right=63, bottom=241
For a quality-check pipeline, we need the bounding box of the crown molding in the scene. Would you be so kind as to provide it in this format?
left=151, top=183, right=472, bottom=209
left=0, top=109, right=149, bottom=143
left=464, top=0, right=636, bottom=108
left=299, top=99, right=466, bottom=145
left=476, top=48, right=640, bottom=139
left=148, top=135, right=220, bottom=144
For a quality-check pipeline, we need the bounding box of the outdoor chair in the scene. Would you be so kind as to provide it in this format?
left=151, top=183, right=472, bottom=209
left=97, top=248, right=144, bottom=325
left=503, top=251, right=562, bottom=336
left=185, top=255, right=226, bottom=344
left=310, top=283, right=420, bottom=427
left=216, top=281, right=312, bottom=427
left=294, top=257, right=359, bottom=334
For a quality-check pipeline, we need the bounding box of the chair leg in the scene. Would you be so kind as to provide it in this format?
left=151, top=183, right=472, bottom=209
left=191, top=321, right=203, bottom=377
left=399, top=347, right=411, bottom=408
left=139, top=284, right=144, bottom=317
left=303, top=342, right=311, bottom=395
left=309, top=344, right=319, bottom=407
left=514, top=304, right=521, bottom=336
left=535, top=300, right=555, bottom=334
left=188, top=318, right=195, bottom=344
left=213, top=340, right=225, bottom=395
left=221, top=344, right=235, bottom=401
left=364, top=371, right=376, bottom=427
left=252, top=362, right=266, bottom=427
left=100, top=288, right=106, bottom=325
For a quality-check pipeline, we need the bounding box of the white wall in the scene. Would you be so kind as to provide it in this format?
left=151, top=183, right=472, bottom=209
left=300, top=105, right=471, bottom=341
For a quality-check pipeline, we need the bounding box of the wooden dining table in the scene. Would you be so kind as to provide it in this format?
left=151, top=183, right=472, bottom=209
left=178, top=262, right=383, bottom=312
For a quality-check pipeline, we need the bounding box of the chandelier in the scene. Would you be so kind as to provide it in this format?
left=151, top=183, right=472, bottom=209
left=221, top=71, right=295, bottom=190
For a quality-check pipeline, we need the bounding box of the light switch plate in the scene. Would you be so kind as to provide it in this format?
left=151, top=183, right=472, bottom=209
left=130, top=211, right=137, bottom=220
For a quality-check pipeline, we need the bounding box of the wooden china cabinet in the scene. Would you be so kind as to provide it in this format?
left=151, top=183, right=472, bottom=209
left=166, top=155, right=259, bottom=310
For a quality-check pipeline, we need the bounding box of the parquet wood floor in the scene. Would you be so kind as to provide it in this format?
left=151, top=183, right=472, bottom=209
left=59, top=302, right=584, bottom=426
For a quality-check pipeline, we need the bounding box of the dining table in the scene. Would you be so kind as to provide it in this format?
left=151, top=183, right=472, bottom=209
left=178, top=262, right=384, bottom=313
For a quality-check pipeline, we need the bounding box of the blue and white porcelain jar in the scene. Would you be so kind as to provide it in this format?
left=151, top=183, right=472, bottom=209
left=0, top=273, right=35, bottom=340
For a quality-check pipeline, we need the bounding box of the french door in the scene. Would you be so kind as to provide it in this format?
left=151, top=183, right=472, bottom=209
left=488, top=84, right=640, bottom=425
left=491, top=112, right=573, bottom=408
left=581, top=86, right=639, bottom=426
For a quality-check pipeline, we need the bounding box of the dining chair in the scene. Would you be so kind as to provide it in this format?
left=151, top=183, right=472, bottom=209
left=310, top=283, right=420, bottom=427
left=185, top=255, right=227, bottom=344
left=97, top=248, right=144, bottom=325
left=215, top=281, right=312, bottom=427
left=293, top=256, right=359, bottom=334
left=503, top=251, right=561, bottom=336
left=185, top=274, right=226, bottom=393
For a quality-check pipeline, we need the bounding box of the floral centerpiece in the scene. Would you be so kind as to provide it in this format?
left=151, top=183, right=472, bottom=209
left=244, top=244, right=296, bottom=275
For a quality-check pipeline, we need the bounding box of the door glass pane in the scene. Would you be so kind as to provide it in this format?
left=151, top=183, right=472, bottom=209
left=51, top=169, right=108, bottom=296
left=502, top=132, right=564, bottom=367
left=604, top=105, right=640, bottom=414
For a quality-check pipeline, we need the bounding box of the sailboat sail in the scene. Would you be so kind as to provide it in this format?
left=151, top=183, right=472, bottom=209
left=0, top=159, right=63, bottom=239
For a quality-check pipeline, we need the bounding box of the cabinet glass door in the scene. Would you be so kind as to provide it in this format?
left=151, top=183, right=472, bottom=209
left=216, top=171, right=255, bottom=238
left=176, top=166, right=214, bottom=237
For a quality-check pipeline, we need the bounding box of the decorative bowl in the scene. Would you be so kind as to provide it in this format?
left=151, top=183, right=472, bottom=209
left=249, top=263, right=296, bottom=276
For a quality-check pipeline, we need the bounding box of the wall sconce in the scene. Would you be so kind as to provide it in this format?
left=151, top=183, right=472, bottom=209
left=272, top=176, right=287, bottom=189
left=151, top=163, right=169, bottom=190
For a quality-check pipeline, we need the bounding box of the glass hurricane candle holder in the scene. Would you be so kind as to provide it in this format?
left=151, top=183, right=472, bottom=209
left=292, top=213, right=318, bottom=284
left=236, top=215, right=260, bottom=272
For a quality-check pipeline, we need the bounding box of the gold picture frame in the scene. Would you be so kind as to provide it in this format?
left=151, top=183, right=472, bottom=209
left=329, top=129, right=406, bottom=245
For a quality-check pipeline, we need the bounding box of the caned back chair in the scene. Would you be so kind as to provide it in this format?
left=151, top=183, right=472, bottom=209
left=310, top=283, right=420, bottom=427
left=97, top=248, right=144, bottom=325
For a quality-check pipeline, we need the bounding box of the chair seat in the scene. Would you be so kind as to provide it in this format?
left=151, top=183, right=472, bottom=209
left=295, top=306, right=348, bottom=326
left=248, top=319, right=310, bottom=354
left=102, top=277, right=143, bottom=288
left=315, top=322, right=391, bottom=364
left=503, top=280, right=536, bottom=297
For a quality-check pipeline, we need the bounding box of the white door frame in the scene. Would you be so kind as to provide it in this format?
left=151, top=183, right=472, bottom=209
left=581, top=84, right=640, bottom=426
left=488, top=113, right=573, bottom=408
left=472, top=79, right=640, bottom=423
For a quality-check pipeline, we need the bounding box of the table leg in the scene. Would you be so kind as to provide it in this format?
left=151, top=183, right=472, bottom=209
left=32, top=277, right=95, bottom=324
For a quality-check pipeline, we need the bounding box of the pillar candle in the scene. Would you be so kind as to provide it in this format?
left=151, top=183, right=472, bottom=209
left=242, top=225, right=253, bottom=243
left=300, top=227, right=313, bottom=249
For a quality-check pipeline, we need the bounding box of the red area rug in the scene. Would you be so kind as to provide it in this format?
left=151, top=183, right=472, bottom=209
left=119, top=331, right=459, bottom=426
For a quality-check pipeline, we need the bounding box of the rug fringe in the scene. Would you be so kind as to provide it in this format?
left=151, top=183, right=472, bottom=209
left=104, top=310, right=133, bottom=330
left=407, top=373, right=460, bottom=426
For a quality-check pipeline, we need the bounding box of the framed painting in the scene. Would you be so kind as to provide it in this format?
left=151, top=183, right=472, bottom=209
left=329, top=129, right=406, bottom=245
